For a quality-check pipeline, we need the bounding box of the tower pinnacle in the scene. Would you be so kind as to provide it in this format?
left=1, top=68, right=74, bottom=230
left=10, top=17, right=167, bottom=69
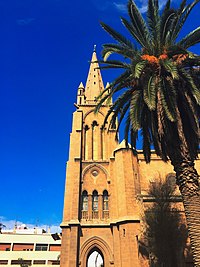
left=85, top=48, right=104, bottom=102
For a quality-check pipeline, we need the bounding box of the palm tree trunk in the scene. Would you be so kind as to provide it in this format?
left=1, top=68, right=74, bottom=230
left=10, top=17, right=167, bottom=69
left=167, top=106, right=200, bottom=267
left=170, top=158, right=200, bottom=267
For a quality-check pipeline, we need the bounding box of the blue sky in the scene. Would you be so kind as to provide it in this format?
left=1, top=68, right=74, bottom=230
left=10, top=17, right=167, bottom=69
left=0, top=0, right=200, bottom=231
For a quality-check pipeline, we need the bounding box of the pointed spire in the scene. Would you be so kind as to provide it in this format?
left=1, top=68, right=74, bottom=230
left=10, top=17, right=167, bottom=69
left=105, top=82, right=110, bottom=88
left=77, top=82, right=85, bottom=106
left=85, top=47, right=104, bottom=102
left=78, top=82, right=84, bottom=89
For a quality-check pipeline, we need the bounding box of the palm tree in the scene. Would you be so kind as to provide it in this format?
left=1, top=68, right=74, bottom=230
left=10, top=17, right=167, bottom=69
left=96, top=0, right=200, bottom=265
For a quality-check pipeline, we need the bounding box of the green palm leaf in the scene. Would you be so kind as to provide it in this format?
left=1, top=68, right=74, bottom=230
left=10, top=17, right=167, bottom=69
left=124, top=114, right=131, bottom=147
left=161, top=78, right=177, bottom=122
left=141, top=111, right=151, bottom=163
left=130, top=90, right=142, bottom=131
left=147, top=0, right=160, bottom=54
left=182, top=92, right=199, bottom=135
left=160, top=86, right=176, bottom=122
left=100, top=22, right=134, bottom=49
left=115, top=102, right=131, bottom=140
left=121, top=17, right=149, bottom=49
left=97, top=60, right=130, bottom=69
left=127, top=0, right=151, bottom=49
left=107, top=89, right=133, bottom=130
left=163, top=0, right=171, bottom=12
left=162, top=60, right=179, bottom=79
left=102, top=43, right=137, bottom=61
left=96, top=70, right=131, bottom=104
left=171, top=0, right=200, bottom=43
left=180, top=69, right=200, bottom=105
left=143, top=75, right=157, bottom=110
left=160, top=10, right=177, bottom=46
left=177, top=26, right=200, bottom=49
left=134, top=61, right=146, bottom=78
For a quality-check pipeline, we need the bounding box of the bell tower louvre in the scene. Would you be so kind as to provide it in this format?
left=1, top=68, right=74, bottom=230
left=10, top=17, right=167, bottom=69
left=60, top=48, right=143, bottom=267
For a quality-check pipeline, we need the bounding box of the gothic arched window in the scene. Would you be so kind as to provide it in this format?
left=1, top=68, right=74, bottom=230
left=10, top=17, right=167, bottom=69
left=103, top=190, right=109, bottom=211
left=92, top=190, right=99, bottom=219
left=92, top=121, right=99, bottom=160
left=92, top=121, right=98, bottom=128
left=82, top=190, right=88, bottom=211
left=103, top=190, right=109, bottom=219
left=81, top=190, right=88, bottom=220
left=92, top=190, right=98, bottom=211
left=84, top=125, right=89, bottom=160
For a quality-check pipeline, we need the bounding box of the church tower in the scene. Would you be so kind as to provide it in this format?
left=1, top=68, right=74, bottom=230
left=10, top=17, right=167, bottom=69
left=60, top=49, right=142, bottom=267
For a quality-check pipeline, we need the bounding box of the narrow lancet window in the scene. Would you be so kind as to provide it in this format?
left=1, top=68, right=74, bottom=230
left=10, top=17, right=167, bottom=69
left=82, top=190, right=88, bottom=211
left=82, top=190, right=88, bottom=220
left=92, top=190, right=99, bottom=219
left=84, top=125, right=89, bottom=160
left=92, top=121, right=98, bottom=160
left=103, top=190, right=109, bottom=219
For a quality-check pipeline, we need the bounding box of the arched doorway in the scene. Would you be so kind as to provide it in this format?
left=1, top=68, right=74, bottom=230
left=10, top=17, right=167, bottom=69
left=80, top=236, right=114, bottom=267
left=87, top=248, right=104, bottom=267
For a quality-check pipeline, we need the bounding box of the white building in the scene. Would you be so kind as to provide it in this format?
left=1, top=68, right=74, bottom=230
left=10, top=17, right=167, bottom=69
left=0, top=226, right=61, bottom=266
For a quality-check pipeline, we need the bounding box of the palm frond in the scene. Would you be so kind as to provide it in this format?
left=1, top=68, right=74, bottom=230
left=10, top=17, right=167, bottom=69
left=184, top=55, right=200, bottom=67
left=95, top=84, right=112, bottom=111
left=128, top=0, right=151, bottom=49
left=102, top=43, right=137, bottom=61
left=177, top=26, right=200, bottom=49
left=130, top=128, right=138, bottom=150
left=143, top=75, right=157, bottom=110
left=167, top=45, right=188, bottom=58
left=162, top=60, right=179, bottom=79
left=179, top=69, right=200, bottom=105
left=98, top=59, right=131, bottom=69
left=150, top=112, right=162, bottom=156
left=130, top=90, right=142, bottom=131
left=147, top=0, right=160, bottom=54
left=110, top=70, right=132, bottom=88
left=141, top=109, right=151, bottom=162
left=134, top=61, right=146, bottom=78
left=124, top=114, right=131, bottom=147
left=160, top=86, right=176, bottom=122
left=121, top=17, right=150, bottom=49
left=100, top=22, right=134, bottom=48
left=96, top=70, right=131, bottom=104
left=115, top=102, right=131, bottom=140
left=107, top=89, right=133, bottom=130
left=161, top=78, right=177, bottom=122
left=160, top=10, right=177, bottom=46
left=171, top=0, right=200, bottom=42
left=182, top=92, right=199, bottom=135
left=163, top=0, right=171, bottom=12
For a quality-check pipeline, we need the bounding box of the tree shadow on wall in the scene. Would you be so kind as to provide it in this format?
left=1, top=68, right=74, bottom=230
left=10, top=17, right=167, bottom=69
left=138, top=177, right=191, bottom=267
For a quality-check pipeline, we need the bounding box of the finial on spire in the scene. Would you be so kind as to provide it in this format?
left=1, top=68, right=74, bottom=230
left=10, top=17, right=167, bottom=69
left=93, top=44, right=96, bottom=52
